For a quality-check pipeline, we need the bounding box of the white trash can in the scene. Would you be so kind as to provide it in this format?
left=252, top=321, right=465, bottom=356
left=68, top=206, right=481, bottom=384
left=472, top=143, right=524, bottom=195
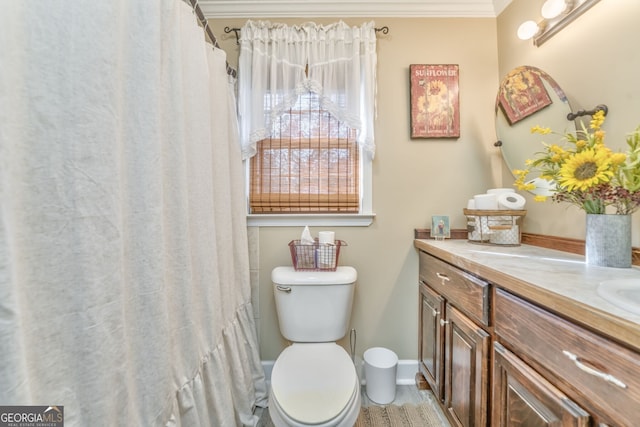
left=363, top=347, right=398, bottom=404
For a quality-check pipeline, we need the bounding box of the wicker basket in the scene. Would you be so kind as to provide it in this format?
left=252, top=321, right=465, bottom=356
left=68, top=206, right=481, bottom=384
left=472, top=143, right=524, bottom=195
left=288, top=239, right=346, bottom=271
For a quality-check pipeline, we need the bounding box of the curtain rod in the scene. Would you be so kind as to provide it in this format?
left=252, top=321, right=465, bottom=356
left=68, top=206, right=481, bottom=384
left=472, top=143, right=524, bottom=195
left=224, top=25, right=390, bottom=45
left=187, top=0, right=238, bottom=78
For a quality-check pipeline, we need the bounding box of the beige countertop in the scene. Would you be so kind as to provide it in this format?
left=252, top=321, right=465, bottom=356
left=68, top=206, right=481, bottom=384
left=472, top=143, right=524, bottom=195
left=414, top=239, right=640, bottom=352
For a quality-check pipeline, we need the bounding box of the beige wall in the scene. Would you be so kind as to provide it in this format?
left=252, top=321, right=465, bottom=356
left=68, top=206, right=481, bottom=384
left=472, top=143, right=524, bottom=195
left=211, top=16, right=499, bottom=361
left=497, top=0, right=640, bottom=242
left=213, top=2, right=640, bottom=361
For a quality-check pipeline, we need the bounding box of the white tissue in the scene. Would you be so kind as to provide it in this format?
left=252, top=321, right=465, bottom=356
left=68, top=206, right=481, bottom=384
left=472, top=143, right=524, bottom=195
left=486, top=188, right=515, bottom=195
left=316, top=231, right=336, bottom=269
left=467, top=199, right=476, bottom=209
left=301, top=225, right=314, bottom=245
left=295, top=226, right=316, bottom=269
left=318, top=231, right=335, bottom=245
left=474, top=193, right=498, bottom=210
left=316, top=246, right=337, bottom=269
left=497, top=193, right=526, bottom=210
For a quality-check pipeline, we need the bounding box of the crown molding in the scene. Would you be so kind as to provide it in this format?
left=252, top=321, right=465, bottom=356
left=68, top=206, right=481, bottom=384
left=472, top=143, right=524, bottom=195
left=492, top=0, right=512, bottom=16
left=199, top=0, right=510, bottom=19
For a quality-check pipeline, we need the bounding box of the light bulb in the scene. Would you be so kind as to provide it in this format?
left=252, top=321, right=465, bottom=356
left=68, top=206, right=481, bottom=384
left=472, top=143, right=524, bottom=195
left=517, top=20, right=540, bottom=40
left=541, top=0, right=570, bottom=19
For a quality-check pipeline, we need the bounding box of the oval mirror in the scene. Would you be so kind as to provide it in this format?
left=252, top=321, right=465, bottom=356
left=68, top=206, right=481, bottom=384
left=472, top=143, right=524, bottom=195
left=495, top=66, right=575, bottom=195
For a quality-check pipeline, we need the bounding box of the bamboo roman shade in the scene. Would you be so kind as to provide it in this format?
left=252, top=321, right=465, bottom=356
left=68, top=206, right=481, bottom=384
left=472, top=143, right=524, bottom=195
left=239, top=20, right=377, bottom=215
left=249, top=99, right=359, bottom=213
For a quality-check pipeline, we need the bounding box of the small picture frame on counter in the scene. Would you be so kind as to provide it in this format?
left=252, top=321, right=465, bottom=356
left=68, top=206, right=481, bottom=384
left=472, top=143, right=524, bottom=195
left=430, top=215, right=450, bottom=240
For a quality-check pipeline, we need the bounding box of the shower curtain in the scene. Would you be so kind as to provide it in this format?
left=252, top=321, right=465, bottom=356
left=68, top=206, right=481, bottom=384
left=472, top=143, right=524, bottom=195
left=0, top=1, right=267, bottom=426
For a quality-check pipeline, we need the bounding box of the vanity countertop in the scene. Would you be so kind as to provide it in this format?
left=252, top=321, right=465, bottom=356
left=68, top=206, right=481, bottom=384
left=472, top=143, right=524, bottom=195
left=414, top=238, right=640, bottom=352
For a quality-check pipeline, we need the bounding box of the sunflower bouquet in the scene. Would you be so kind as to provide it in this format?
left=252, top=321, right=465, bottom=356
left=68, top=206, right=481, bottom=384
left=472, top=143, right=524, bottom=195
left=513, top=110, right=640, bottom=215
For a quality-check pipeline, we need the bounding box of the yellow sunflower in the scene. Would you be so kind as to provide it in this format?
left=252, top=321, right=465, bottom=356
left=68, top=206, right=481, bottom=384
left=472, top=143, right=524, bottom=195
left=520, top=109, right=640, bottom=215
left=558, top=147, right=613, bottom=192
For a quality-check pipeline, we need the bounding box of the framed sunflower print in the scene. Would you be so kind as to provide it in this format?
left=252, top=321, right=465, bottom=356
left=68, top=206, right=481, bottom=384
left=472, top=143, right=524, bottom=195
left=497, top=66, right=553, bottom=125
left=410, top=64, right=460, bottom=138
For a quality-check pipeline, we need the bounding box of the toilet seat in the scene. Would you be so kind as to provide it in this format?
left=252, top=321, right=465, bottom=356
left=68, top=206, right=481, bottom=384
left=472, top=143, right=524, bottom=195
left=270, top=343, right=360, bottom=426
left=269, top=381, right=360, bottom=427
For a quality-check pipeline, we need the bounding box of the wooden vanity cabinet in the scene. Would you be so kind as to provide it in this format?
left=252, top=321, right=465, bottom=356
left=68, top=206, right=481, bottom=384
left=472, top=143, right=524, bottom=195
left=417, top=241, right=640, bottom=427
left=418, top=250, right=491, bottom=427
left=494, top=288, right=640, bottom=427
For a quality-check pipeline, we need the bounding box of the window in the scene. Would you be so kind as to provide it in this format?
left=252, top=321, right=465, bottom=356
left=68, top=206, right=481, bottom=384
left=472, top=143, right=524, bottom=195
left=237, top=20, right=377, bottom=226
left=249, top=92, right=359, bottom=214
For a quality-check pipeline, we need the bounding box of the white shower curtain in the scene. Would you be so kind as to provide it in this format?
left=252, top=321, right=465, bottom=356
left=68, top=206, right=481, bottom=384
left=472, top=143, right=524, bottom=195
left=0, top=1, right=267, bottom=426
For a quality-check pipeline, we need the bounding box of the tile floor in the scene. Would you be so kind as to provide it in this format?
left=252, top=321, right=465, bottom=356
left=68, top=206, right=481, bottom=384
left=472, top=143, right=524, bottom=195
left=256, top=384, right=452, bottom=426
left=361, top=384, right=451, bottom=425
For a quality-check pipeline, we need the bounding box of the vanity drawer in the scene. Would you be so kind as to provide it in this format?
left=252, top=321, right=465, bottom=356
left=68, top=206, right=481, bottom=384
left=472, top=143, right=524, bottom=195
left=419, top=250, right=490, bottom=326
left=495, top=289, right=640, bottom=426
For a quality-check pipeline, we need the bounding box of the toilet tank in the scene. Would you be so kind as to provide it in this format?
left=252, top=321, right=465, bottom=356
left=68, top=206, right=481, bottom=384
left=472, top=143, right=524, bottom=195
left=272, top=266, right=357, bottom=342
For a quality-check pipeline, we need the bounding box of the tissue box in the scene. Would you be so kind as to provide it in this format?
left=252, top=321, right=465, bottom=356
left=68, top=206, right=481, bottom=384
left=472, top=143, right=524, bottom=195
left=288, top=239, right=346, bottom=271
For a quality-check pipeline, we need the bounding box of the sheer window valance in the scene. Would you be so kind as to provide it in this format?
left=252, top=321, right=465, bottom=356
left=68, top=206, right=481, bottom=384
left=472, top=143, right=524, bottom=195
left=237, top=20, right=377, bottom=160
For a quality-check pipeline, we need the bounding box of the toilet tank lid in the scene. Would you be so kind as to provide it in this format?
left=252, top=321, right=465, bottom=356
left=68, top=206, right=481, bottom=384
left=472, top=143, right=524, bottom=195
left=272, top=266, right=357, bottom=285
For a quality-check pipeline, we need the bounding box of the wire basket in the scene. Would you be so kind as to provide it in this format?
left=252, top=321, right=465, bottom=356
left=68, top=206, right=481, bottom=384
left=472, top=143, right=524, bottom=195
left=288, top=239, right=347, bottom=271
left=464, top=209, right=526, bottom=246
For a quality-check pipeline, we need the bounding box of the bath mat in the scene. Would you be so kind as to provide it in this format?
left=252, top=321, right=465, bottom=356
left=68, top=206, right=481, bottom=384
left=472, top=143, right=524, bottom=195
left=354, top=402, right=444, bottom=427
left=260, top=402, right=444, bottom=427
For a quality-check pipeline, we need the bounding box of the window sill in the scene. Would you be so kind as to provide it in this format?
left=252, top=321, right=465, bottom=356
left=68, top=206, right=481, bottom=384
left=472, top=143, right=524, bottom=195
left=246, top=213, right=375, bottom=227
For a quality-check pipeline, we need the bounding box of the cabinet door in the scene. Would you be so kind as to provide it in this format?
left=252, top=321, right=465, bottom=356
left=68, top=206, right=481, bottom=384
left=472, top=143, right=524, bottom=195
left=444, top=305, right=490, bottom=427
left=495, top=289, right=640, bottom=426
left=493, top=342, right=590, bottom=427
left=419, top=281, right=445, bottom=401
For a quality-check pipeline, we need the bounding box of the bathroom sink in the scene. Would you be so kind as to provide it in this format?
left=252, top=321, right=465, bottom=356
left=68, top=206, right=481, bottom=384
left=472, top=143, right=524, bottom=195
left=597, top=279, right=640, bottom=315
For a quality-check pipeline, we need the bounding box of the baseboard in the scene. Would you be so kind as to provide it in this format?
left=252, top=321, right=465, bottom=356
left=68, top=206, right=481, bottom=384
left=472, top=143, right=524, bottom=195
left=395, top=360, right=419, bottom=385
left=262, top=359, right=418, bottom=386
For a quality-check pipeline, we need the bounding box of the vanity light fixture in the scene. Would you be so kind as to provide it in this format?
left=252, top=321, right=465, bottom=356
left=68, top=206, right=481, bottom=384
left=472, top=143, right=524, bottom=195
left=541, top=0, right=572, bottom=19
left=517, top=20, right=545, bottom=41
left=518, top=0, right=601, bottom=46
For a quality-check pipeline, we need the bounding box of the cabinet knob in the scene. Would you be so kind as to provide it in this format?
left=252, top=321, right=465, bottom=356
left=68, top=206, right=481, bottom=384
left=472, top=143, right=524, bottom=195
left=432, top=309, right=440, bottom=317
left=440, top=319, right=449, bottom=326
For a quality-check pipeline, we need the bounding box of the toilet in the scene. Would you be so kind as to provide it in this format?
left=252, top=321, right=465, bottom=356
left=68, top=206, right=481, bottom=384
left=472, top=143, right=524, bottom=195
left=269, top=266, right=360, bottom=427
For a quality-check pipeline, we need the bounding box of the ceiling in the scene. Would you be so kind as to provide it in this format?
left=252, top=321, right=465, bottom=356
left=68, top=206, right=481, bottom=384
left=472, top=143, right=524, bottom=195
left=199, top=0, right=514, bottom=19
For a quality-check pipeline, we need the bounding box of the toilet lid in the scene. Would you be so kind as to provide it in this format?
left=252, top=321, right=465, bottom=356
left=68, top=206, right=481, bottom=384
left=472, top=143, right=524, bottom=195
left=271, top=343, right=357, bottom=425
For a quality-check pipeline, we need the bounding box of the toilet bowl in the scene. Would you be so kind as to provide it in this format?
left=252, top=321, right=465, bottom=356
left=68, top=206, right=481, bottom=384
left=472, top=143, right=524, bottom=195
left=269, top=343, right=361, bottom=427
left=270, top=266, right=359, bottom=427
